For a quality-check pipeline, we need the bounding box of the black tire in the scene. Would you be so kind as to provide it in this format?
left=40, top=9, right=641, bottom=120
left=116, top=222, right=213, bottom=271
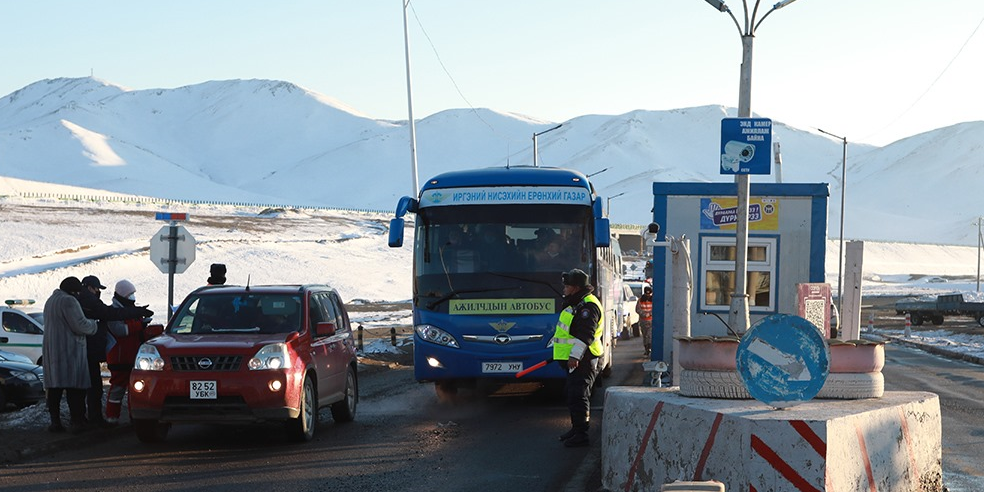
left=816, top=372, right=884, bottom=400
left=287, top=376, right=317, bottom=442
left=133, top=418, right=170, bottom=443
left=931, top=316, right=943, bottom=325
left=679, top=369, right=751, bottom=399
left=910, top=314, right=923, bottom=326
left=0, top=389, right=6, bottom=410
left=978, top=315, right=984, bottom=327
left=330, top=366, right=358, bottom=423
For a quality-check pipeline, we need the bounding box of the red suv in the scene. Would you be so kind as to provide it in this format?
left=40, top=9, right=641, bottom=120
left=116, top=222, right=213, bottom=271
left=128, top=284, right=358, bottom=442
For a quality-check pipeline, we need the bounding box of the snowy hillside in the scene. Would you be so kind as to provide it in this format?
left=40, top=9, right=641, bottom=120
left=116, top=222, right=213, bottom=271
left=1, top=77, right=982, bottom=245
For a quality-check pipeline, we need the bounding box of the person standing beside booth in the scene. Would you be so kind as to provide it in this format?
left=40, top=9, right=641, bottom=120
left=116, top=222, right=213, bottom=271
left=636, top=285, right=654, bottom=356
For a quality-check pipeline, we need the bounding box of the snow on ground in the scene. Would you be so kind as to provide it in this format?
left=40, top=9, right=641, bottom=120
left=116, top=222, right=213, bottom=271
left=3, top=195, right=984, bottom=426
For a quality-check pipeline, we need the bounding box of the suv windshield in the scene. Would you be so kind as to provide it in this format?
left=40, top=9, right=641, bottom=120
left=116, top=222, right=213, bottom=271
left=169, top=293, right=303, bottom=335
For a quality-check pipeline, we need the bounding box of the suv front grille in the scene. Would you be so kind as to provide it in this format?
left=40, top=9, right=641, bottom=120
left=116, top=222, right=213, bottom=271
left=170, top=355, right=242, bottom=371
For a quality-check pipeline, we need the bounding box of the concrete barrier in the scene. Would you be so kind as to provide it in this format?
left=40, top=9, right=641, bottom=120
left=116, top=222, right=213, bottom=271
left=602, top=388, right=942, bottom=492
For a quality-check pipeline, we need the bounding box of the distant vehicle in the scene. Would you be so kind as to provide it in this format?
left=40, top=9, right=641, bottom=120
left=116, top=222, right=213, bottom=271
left=895, top=293, right=984, bottom=327
left=128, top=284, right=359, bottom=443
left=0, top=349, right=34, bottom=365
left=620, top=282, right=641, bottom=337
left=0, top=356, right=44, bottom=410
left=1, top=300, right=44, bottom=365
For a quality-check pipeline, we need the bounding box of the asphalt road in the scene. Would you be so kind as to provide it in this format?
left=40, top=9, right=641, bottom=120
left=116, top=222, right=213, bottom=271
left=0, top=335, right=648, bottom=492
left=880, top=340, right=984, bottom=492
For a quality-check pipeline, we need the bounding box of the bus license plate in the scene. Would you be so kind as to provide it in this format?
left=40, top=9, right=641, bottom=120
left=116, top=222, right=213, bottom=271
left=482, top=362, right=523, bottom=374
left=190, top=381, right=217, bottom=399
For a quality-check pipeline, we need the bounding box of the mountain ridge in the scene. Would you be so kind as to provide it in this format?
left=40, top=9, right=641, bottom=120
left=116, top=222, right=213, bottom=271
left=1, top=77, right=981, bottom=245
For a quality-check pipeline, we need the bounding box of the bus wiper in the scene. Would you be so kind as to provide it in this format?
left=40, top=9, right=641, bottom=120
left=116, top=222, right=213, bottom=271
left=425, top=287, right=513, bottom=310
left=489, top=273, right=563, bottom=296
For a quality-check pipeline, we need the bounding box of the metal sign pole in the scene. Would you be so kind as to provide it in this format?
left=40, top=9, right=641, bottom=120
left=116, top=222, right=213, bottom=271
left=167, top=221, right=178, bottom=318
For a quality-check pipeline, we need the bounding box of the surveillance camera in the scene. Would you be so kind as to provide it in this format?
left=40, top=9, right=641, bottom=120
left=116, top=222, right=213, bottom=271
left=724, top=140, right=755, bottom=163
left=647, top=222, right=660, bottom=234
left=721, top=140, right=755, bottom=172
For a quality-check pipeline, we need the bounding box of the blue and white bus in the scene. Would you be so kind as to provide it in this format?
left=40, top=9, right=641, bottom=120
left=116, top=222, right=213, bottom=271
left=388, top=166, right=623, bottom=397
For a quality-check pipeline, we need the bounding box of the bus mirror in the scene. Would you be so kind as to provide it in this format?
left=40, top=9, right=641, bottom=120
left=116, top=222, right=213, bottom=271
left=395, top=196, right=418, bottom=218
left=594, top=218, right=611, bottom=247
left=388, top=218, right=405, bottom=247
left=592, top=197, right=604, bottom=218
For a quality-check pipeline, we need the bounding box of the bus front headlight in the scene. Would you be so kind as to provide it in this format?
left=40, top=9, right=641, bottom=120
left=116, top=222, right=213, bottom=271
left=415, top=324, right=459, bottom=348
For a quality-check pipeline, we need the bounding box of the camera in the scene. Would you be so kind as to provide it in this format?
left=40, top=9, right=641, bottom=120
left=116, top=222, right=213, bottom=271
left=721, top=140, right=755, bottom=172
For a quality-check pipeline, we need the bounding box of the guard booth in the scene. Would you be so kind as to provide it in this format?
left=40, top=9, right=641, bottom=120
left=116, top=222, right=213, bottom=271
left=649, top=182, right=829, bottom=363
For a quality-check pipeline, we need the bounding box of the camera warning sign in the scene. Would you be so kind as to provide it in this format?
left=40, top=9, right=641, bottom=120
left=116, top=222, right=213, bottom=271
left=720, top=117, right=772, bottom=175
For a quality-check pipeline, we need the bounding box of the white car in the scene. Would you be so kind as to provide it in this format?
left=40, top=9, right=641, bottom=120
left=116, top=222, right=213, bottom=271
left=1, top=301, right=45, bottom=365
left=620, top=282, right=642, bottom=337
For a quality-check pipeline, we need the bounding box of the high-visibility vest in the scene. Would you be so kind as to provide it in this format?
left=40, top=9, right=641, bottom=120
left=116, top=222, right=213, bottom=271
left=638, top=299, right=653, bottom=321
left=552, top=294, right=604, bottom=361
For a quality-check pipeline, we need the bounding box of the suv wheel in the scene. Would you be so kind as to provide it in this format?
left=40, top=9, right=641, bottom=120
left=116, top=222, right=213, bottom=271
left=288, top=377, right=316, bottom=442
left=330, top=366, right=358, bottom=423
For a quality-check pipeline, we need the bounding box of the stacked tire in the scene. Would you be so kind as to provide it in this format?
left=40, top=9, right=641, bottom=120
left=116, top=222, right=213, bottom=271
left=676, top=336, right=750, bottom=399
left=676, top=336, right=886, bottom=401
left=816, top=339, right=885, bottom=399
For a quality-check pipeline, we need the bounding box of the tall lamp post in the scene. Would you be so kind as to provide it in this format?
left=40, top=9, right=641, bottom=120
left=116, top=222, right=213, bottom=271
left=607, top=192, right=626, bottom=218
left=533, top=124, right=562, bottom=167
left=703, top=0, right=801, bottom=333
left=818, top=128, right=848, bottom=319
left=977, top=217, right=982, bottom=292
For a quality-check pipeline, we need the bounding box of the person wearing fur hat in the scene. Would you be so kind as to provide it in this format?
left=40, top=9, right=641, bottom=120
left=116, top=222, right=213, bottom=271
left=42, top=277, right=98, bottom=433
left=207, top=263, right=227, bottom=285
left=551, top=268, right=603, bottom=448
left=105, top=279, right=150, bottom=424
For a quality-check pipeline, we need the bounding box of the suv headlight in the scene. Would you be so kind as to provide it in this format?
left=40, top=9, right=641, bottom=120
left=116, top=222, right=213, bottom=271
left=415, top=324, right=459, bottom=348
left=249, top=343, right=291, bottom=370
left=135, top=344, right=165, bottom=371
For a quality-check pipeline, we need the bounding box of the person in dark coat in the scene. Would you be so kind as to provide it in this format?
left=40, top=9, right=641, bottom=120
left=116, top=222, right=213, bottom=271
left=78, top=275, right=153, bottom=426
left=42, top=277, right=98, bottom=433
left=551, top=268, right=604, bottom=448
left=207, top=263, right=227, bottom=285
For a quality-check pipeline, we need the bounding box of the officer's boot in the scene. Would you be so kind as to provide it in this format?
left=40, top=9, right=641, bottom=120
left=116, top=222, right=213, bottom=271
left=563, top=412, right=590, bottom=447
left=558, top=414, right=579, bottom=441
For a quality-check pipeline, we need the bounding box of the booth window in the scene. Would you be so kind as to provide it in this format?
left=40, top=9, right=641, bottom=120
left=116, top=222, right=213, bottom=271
left=699, top=236, right=777, bottom=312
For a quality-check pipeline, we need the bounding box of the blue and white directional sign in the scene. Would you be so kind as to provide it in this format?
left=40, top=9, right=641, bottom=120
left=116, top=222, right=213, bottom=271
left=736, top=313, right=829, bottom=408
left=720, top=117, right=772, bottom=175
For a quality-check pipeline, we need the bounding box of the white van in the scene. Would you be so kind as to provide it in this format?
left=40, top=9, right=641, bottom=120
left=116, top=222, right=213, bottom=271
left=1, top=300, right=44, bottom=365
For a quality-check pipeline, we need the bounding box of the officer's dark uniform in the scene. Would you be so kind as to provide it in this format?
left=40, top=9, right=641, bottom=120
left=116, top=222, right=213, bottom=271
left=555, top=269, right=603, bottom=448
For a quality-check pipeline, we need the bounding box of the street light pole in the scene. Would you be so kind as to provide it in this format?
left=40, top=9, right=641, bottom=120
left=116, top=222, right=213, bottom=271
left=532, top=124, right=562, bottom=167
left=401, top=0, right=419, bottom=195
left=978, top=217, right=982, bottom=292
left=818, top=128, right=847, bottom=319
left=703, top=0, right=800, bottom=334
left=607, top=192, right=626, bottom=218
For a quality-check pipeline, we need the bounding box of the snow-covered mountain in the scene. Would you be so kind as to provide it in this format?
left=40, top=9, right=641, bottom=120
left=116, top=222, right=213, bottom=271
left=1, top=77, right=981, bottom=245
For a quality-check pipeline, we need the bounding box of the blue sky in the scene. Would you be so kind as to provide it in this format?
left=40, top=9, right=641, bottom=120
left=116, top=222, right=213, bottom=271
left=3, top=1, right=982, bottom=146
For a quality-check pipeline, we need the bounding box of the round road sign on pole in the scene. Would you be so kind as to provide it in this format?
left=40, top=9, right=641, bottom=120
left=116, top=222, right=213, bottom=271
left=736, top=313, right=829, bottom=409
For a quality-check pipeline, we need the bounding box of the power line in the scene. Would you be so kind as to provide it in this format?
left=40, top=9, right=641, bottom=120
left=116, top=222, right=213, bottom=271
left=407, top=2, right=504, bottom=139
left=863, top=14, right=984, bottom=143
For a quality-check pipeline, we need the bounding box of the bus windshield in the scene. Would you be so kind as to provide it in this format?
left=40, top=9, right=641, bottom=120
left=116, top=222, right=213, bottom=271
left=414, top=204, right=594, bottom=312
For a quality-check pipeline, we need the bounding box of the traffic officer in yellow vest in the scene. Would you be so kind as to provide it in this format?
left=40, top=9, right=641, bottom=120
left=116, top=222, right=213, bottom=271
left=553, top=268, right=604, bottom=447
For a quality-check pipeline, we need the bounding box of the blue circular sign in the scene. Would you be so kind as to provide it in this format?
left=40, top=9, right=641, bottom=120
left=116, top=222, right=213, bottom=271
left=736, top=314, right=829, bottom=408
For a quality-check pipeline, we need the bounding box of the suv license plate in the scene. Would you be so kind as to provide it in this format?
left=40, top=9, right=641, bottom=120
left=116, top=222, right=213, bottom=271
left=190, top=381, right=217, bottom=399
left=482, top=362, right=523, bottom=374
